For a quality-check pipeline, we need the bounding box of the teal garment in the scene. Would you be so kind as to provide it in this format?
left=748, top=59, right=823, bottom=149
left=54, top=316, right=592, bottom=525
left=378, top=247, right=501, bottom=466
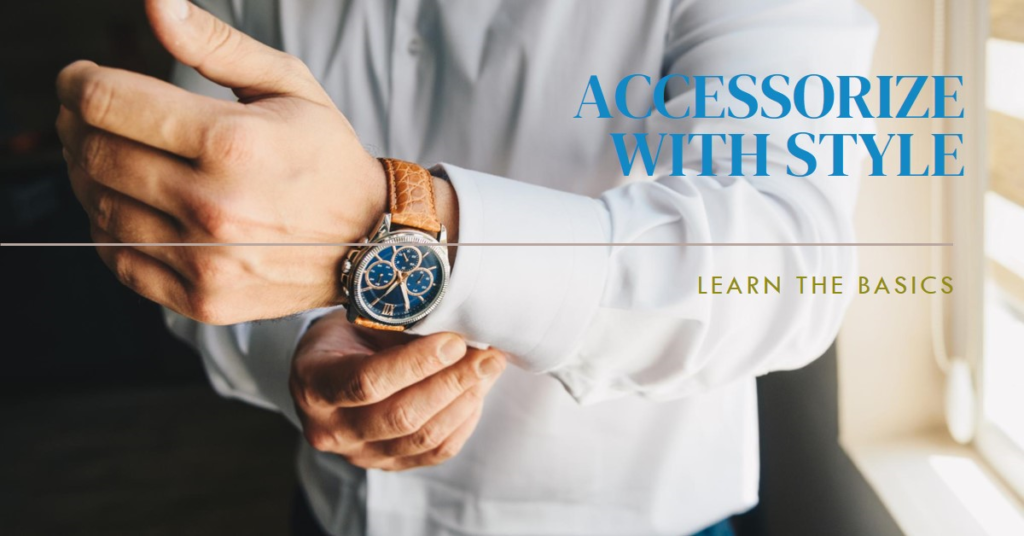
left=692, top=519, right=735, bottom=536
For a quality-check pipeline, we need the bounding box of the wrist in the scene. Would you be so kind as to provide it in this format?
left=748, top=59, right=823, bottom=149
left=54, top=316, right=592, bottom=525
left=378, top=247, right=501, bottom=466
left=339, top=159, right=454, bottom=331
left=353, top=159, right=458, bottom=265
left=352, top=155, right=389, bottom=241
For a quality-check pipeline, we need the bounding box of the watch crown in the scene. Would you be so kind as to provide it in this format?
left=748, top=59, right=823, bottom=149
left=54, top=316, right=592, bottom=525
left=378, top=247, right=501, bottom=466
left=340, top=242, right=367, bottom=300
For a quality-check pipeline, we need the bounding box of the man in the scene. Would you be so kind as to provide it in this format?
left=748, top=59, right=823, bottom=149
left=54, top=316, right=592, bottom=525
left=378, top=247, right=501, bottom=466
left=55, top=0, right=877, bottom=534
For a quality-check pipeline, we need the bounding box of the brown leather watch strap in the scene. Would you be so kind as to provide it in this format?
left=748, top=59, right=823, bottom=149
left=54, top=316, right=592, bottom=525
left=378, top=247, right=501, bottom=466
left=380, top=158, right=442, bottom=234
left=354, top=317, right=406, bottom=331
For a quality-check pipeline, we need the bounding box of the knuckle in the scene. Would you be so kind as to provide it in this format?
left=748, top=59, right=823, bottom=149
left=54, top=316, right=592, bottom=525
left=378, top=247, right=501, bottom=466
left=202, top=117, right=256, bottom=166
left=348, top=419, right=370, bottom=442
left=385, top=405, right=418, bottom=436
left=189, top=199, right=234, bottom=239
left=410, top=424, right=445, bottom=452
left=417, top=453, right=446, bottom=469
left=205, top=18, right=242, bottom=63
left=273, top=54, right=317, bottom=93
left=291, top=359, right=330, bottom=408
left=186, top=293, right=230, bottom=325
left=410, top=351, right=445, bottom=379
left=280, top=54, right=312, bottom=79
left=109, top=248, right=136, bottom=290
left=91, top=189, right=116, bottom=231
left=303, top=428, right=335, bottom=453
left=78, top=74, right=114, bottom=125
left=374, top=441, right=398, bottom=457
left=288, top=370, right=312, bottom=408
left=443, top=369, right=474, bottom=395
left=271, top=53, right=330, bottom=103
left=462, top=386, right=486, bottom=405
left=342, top=369, right=380, bottom=405
left=78, top=132, right=108, bottom=175
left=188, top=253, right=226, bottom=288
left=434, top=439, right=462, bottom=461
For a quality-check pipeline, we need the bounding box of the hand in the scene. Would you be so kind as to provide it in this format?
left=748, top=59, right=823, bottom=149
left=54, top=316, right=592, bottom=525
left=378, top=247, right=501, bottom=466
left=289, top=312, right=507, bottom=471
left=55, top=0, right=387, bottom=324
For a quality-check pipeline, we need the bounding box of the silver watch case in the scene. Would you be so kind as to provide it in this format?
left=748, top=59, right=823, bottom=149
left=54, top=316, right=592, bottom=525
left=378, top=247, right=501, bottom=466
left=341, top=213, right=450, bottom=327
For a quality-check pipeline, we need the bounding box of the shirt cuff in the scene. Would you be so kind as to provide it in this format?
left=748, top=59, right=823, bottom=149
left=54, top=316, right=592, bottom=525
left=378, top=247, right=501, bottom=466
left=407, top=164, right=611, bottom=373
left=166, top=306, right=339, bottom=429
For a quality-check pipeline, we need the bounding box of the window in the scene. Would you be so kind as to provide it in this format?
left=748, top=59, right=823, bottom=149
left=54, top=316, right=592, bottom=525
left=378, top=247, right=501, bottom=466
left=975, top=0, right=1024, bottom=502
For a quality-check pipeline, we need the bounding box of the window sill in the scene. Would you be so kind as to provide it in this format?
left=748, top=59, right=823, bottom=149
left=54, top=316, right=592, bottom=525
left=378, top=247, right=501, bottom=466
left=844, top=430, right=1024, bottom=535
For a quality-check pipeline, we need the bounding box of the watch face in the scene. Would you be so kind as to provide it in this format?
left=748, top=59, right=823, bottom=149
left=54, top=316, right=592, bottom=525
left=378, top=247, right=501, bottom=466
left=352, top=233, right=449, bottom=326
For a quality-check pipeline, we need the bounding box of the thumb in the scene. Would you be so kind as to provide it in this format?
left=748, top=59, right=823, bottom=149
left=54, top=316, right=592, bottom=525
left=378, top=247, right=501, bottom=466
left=145, top=0, right=329, bottom=103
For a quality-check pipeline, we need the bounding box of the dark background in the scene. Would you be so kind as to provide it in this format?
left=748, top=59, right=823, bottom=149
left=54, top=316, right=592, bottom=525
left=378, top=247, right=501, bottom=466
left=0, top=2, right=903, bottom=535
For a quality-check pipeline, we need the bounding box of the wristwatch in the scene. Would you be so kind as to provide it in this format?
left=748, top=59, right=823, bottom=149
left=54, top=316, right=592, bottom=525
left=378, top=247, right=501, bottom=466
left=340, top=158, right=451, bottom=331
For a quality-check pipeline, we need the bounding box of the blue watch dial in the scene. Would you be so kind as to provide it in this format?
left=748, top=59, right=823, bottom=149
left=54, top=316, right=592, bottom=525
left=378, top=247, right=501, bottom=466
left=356, top=244, right=445, bottom=322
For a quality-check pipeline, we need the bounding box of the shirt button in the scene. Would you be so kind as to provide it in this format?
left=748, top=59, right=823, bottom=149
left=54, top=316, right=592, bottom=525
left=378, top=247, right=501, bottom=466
left=407, top=36, right=423, bottom=55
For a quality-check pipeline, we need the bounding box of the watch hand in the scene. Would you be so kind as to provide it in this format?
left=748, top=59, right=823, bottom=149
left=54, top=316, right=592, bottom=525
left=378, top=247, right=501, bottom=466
left=400, top=279, right=411, bottom=310
left=371, top=278, right=400, bottom=306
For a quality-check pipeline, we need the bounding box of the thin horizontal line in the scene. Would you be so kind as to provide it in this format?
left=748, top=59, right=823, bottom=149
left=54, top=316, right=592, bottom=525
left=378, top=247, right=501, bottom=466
left=1, top=242, right=954, bottom=247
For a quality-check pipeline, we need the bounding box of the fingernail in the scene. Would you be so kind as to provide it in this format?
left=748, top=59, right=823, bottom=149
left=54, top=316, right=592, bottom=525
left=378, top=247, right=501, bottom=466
left=439, top=336, right=465, bottom=365
left=168, top=0, right=190, bottom=20
left=476, top=355, right=504, bottom=378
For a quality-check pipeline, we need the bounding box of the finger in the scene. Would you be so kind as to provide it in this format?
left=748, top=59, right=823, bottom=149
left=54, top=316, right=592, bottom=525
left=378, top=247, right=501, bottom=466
left=349, top=348, right=506, bottom=441
left=298, top=332, right=469, bottom=408
left=295, top=408, right=361, bottom=457
left=386, top=407, right=483, bottom=471
left=67, top=165, right=184, bottom=265
left=58, top=107, right=196, bottom=217
left=145, top=0, right=330, bottom=104
left=367, top=372, right=499, bottom=458
left=91, top=227, right=190, bottom=312
left=56, top=60, right=242, bottom=158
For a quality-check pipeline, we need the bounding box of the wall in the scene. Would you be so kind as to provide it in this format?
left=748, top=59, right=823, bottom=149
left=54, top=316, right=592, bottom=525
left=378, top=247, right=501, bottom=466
left=838, top=0, right=949, bottom=447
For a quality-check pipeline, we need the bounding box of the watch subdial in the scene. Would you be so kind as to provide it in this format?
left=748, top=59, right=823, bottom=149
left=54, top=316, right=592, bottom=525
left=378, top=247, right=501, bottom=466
left=393, top=246, right=423, bottom=272
left=405, top=268, right=435, bottom=296
left=364, top=261, right=396, bottom=289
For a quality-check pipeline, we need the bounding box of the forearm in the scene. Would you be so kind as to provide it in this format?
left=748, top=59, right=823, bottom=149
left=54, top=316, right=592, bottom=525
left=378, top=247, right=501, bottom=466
left=408, top=0, right=877, bottom=404
left=409, top=162, right=860, bottom=404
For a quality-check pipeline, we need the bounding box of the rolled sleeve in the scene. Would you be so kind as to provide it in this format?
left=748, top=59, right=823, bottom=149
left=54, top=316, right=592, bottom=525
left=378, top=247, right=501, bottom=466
left=407, top=164, right=611, bottom=374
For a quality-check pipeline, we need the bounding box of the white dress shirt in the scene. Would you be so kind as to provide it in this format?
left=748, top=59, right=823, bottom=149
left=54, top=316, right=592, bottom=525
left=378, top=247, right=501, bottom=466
left=166, top=1, right=877, bottom=534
